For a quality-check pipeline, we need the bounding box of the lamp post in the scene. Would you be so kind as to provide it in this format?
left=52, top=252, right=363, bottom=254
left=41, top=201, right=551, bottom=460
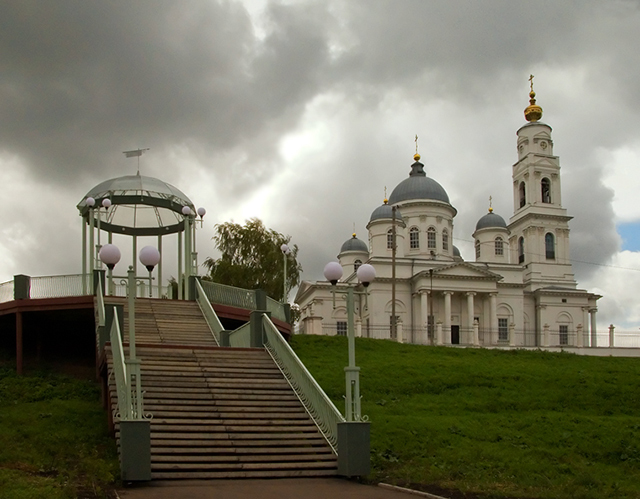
left=139, top=246, right=161, bottom=298
left=324, top=261, right=376, bottom=422
left=281, top=243, right=291, bottom=302
left=99, top=244, right=121, bottom=295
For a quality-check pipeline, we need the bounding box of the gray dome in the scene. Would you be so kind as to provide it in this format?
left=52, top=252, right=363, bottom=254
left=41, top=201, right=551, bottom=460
left=340, top=234, right=368, bottom=253
left=453, top=245, right=461, bottom=257
left=475, top=210, right=507, bottom=231
left=77, top=173, right=195, bottom=236
left=388, top=160, right=450, bottom=204
left=370, top=202, right=402, bottom=222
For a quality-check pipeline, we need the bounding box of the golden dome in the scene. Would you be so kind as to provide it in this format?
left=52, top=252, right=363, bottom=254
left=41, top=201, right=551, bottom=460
left=413, top=153, right=421, bottom=161
left=524, top=75, right=543, bottom=122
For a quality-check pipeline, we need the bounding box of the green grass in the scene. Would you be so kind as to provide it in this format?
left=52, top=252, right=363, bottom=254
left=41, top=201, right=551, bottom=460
left=0, top=366, right=119, bottom=498
left=291, top=335, right=640, bottom=499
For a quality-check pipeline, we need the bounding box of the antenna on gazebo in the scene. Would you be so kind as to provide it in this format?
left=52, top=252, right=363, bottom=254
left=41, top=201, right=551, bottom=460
left=123, top=148, right=150, bottom=174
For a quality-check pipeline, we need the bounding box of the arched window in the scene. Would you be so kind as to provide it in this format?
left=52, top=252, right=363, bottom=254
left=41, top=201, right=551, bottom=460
left=518, top=237, right=525, bottom=263
left=475, top=239, right=481, bottom=259
left=519, top=181, right=526, bottom=208
left=545, top=232, right=555, bottom=260
left=427, top=227, right=436, bottom=249
left=387, top=229, right=393, bottom=249
left=541, top=177, right=551, bottom=203
left=354, top=259, right=362, bottom=272
left=442, top=229, right=449, bottom=251
left=409, top=227, right=419, bottom=249
left=495, top=236, right=504, bottom=256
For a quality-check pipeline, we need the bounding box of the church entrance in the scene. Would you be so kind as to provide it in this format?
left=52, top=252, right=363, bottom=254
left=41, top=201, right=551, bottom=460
left=451, top=325, right=460, bottom=344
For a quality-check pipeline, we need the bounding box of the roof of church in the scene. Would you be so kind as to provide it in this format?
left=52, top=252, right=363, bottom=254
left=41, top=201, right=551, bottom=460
left=388, top=159, right=450, bottom=205
left=340, top=234, right=368, bottom=253
left=369, top=200, right=402, bottom=222
left=475, top=209, right=507, bottom=231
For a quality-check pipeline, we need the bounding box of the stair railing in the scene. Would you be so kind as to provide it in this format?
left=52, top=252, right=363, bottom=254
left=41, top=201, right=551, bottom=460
left=227, top=322, right=252, bottom=348
left=262, top=315, right=345, bottom=453
left=194, top=279, right=222, bottom=346
left=109, top=307, right=132, bottom=420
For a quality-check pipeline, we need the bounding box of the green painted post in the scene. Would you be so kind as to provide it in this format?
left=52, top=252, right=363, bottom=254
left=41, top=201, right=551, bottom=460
left=14, top=275, right=30, bottom=300
left=93, top=270, right=106, bottom=296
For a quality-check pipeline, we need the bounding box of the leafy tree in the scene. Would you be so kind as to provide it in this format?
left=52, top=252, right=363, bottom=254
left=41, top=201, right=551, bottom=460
left=203, top=218, right=302, bottom=302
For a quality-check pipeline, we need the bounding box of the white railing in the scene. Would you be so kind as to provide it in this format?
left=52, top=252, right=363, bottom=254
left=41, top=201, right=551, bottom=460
left=199, top=279, right=257, bottom=309
left=228, top=322, right=252, bottom=348
left=29, top=274, right=90, bottom=299
left=262, top=315, right=344, bottom=453
left=194, top=279, right=222, bottom=345
left=109, top=307, right=131, bottom=421
left=0, top=280, right=14, bottom=303
left=111, top=282, right=171, bottom=299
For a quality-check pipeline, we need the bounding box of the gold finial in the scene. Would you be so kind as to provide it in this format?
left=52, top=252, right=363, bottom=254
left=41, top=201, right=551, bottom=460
left=413, top=134, right=420, bottom=161
left=352, top=223, right=356, bottom=238
left=524, top=74, right=543, bottom=122
left=488, top=195, right=493, bottom=213
left=384, top=186, right=388, bottom=204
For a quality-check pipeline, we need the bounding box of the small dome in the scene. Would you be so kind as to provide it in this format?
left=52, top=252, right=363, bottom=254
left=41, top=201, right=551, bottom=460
left=388, top=160, right=450, bottom=204
left=370, top=202, right=402, bottom=222
left=475, top=210, right=507, bottom=231
left=453, top=245, right=461, bottom=257
left=340, top=234, right=368, bottom=253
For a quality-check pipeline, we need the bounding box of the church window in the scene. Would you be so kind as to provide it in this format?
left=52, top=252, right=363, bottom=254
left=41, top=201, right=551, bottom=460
left=545, top=233, right=555, bottom=259
left=354, top=260, right=362, bottom=272
left=475, top=240, right=481, bottom=259
left=498, top=318, right=509, bottom=341
left=495, top=237, right=504, bottom=256
left=409, top=227, right=419, bottom=249
left=541, top=177, right=551, bottom=203
left=337, top=321, right=347, bottom=337
left=427, top=227, right=436, bottom=249
left=519, top=182, right=526, bottom=208
left=387, top=229, right=393, bottom=249
left=559, top=325, right=569, bottom=345
left=442, top=229, right=449, bottom=251
left=518, top=237, right=525, bottom=264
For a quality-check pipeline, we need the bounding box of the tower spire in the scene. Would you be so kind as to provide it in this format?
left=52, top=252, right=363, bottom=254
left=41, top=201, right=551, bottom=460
left=524, top=75, right=543, bottom=122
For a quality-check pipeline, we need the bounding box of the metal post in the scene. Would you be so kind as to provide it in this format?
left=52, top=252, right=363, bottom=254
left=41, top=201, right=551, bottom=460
left=345, top=286, right=361, bottom=422
left=184, top=217, right=191, bottom=297
left=132, top=236, right=137, bottom=288
left=148, top=269, right=153, bottom=298
left=89, top=208, right=95, bottom=291
left=192, top=216, right=197, bottom=275
left=177, top=231, right=183, bottom=300
left=391, top=206, right=397, bottom=340
left=82, top=217, right=87, bottom=294
left=158, top=235, right=163, bottom=298
left=128, top=266, right=136, bottom=360
left=283, top=251, right=287, bottom=302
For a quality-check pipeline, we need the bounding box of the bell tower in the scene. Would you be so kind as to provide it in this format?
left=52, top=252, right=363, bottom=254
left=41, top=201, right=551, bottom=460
left=508, top=76, right=576, bottom=289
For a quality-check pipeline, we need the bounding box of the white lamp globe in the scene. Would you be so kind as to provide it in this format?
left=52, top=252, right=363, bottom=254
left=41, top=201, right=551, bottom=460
left=280, top=243, right=290, bottom=255
left=101, top=198, right=112, bottom=209
left=182, top=206, right=191, bottom=216
left=139, top=246, right=161, bottom=272
left=86, top=197, right=95, bottom=207
left=323, top=262, right=343, bottom=285
left=197, top=207, right=206, bottom=218
left=356, top=263, right=376, bottom=287
left=99, top=244, right=121, bottom=270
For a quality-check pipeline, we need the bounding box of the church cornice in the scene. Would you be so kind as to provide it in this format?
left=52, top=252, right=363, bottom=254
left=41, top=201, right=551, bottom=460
left=508, top=211, right=572, bottom=228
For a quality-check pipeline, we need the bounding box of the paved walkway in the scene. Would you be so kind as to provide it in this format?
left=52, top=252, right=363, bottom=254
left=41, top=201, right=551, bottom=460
left=117, top=478, right=424, bottom=499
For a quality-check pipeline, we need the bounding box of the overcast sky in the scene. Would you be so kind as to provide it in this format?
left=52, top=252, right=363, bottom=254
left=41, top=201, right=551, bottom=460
left=2, top=0, right=640, bottom=331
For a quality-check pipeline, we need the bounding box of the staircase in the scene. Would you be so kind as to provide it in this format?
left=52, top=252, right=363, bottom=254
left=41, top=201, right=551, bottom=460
left=104, top=299, right=337, bottom=479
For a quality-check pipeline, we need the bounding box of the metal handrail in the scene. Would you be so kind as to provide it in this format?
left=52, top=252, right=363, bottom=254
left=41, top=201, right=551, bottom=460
left=96, top=275, right=106, bottom=328
left=262, top=315, right=345, bottom=453
left=199, top=279, right=257, bottom=309
left=109, top=307, right=130, bottom=421
left=228, top=322, right=251, bottom=348
left=194, top=279, right=222, bottom=346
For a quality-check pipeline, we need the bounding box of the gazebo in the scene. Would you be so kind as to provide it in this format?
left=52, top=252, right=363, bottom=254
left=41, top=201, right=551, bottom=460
left=77, top=172, right=205, bottom=298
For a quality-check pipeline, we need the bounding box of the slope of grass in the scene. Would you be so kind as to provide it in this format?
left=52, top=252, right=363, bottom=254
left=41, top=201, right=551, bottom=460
left=291, top=335, right=640, bottom=499
left=0, top=366, right=119, bottom=498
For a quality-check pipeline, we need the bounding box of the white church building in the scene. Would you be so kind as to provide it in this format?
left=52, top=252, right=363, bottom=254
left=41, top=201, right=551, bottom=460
left=295, top=87, right=601, bottom=348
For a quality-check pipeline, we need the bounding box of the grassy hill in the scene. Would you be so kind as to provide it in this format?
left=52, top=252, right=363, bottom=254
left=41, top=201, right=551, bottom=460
left=0, top=365, right=118, bottom=498
left=291, top=335, right=640, bottom=499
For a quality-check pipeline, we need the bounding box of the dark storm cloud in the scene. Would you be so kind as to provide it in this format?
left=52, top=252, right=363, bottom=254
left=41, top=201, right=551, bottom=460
left=0, top=0, right=332, bottom=189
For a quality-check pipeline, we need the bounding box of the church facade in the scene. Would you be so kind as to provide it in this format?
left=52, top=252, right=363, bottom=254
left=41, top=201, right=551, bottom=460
left=295, top=87, right=601, bottom=348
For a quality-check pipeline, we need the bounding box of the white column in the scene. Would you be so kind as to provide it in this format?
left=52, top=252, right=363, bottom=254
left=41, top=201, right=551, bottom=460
left=355, top=318, right=362, bottom=338
left=443, top=291, right=452, bottom=344
left=420, top=291, right=428, bottom=345
left=397, top=320, right=404, bottom=343
left=608, top=324, right=615, bottom=348
left=590, top=309, right=598, bottom=347
left=576, top=324, right=583, bottom=348
left=582, top=307, right=590, bottom=347
left=436, top=321, right=443, bottom=345
left=543, top=323, right=550, bottom=347
left=473, top=320, right=479, bottom=346
left=466, top=292, right=475, bottom=346
left=489, top=293, right=498, bottom=345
